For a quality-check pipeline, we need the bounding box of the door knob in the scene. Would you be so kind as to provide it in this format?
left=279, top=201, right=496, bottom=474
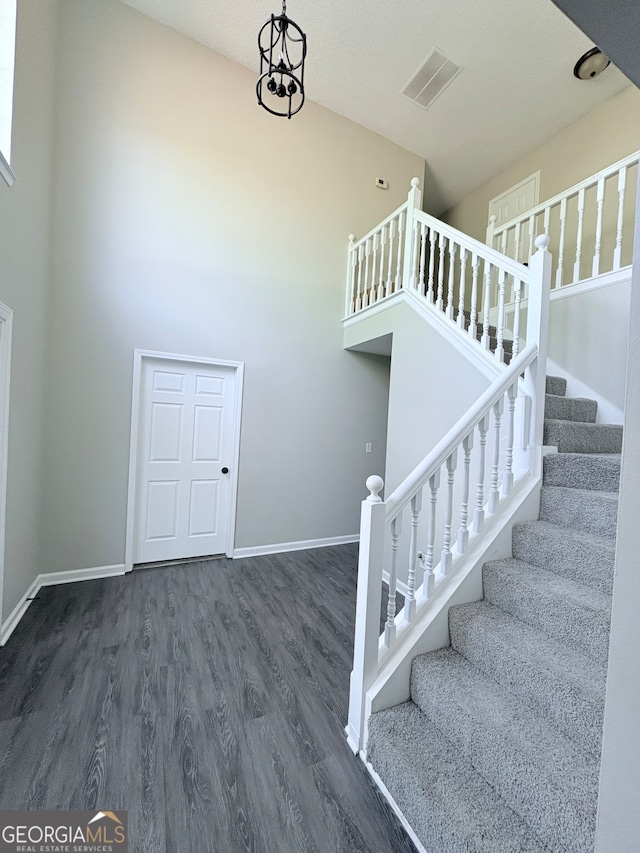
left=221, top=467, right=229, bottom=474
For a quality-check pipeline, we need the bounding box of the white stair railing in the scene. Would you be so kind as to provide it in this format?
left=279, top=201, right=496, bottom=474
left=487, top=151, right=638, bottom=288
left=345, top=179, right=531, bottom=366
left=345, top=236, right=552, bottom=754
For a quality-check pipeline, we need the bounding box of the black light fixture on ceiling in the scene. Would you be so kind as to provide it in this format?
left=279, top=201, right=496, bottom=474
left=257, top=0, right=307, bottom=118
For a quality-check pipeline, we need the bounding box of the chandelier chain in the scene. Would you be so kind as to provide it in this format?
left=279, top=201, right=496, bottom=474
left=282, top=0, right=286, bottom=16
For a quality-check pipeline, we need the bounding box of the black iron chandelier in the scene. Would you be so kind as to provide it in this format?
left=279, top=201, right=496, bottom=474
left=257, top=1, right=307, bottom=118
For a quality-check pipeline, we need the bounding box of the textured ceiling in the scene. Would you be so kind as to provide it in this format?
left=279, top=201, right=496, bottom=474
left=119, top=0, right=630, bottom=214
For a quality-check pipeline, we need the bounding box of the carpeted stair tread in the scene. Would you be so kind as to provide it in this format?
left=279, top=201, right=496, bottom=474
left=410, top=649, right=598, bottom=853
left=512, top=519, right=615, bottom=595
left=544, top=418, right=623, bottom=453
left=483, top=558, right=611, bottom=665
left=543, top=451, right=621, bottom=491
left=448, top=600, right=606, bottom=755
left=545, top=375, right=567, bottom=396
left=539, top=485, right=618, bottom=540
left=544, top=394, right=597, bottom=423
left=367, top=702, right=548, bottom=853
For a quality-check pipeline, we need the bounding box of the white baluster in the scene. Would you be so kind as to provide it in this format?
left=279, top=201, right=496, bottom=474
left=364, top=238, right=371, bottom=307
left=527, top=214, right=535, bottom=259
left=404, top=490, right=422, bottom=623
left=514, top=222, right=522, bottom=264
left=614, top=166, right=627, bottom=270
left=592, top=177, right=605, bottom=277
left=436, top=233, right=446, bottom=311
left=543, top=206, right=550, bottom=237
left=387, top=219, right=396, bottom=294
left=441, top=451, right=458, bottom=576
left=346, top=234, right=356, bottom=316
left=418, top=222, right=427, bottom=297
left=356, top=244, right=364, bottom=310
left=446, top=242, right=457, bottom=320
left=457, top=248, right=468, bottom=328
left=378, top=225, right=387, bottom=300
left=512, top=279, right=523, bottom=358
left=457, top=432, right=474, bottom=554
left=488, top=397, right=504, bottom=514
left=370, top=232, right=379, bottom=304
left=420, top=470, right=440, bottom=600
left=468, top=253, right=479, bottom=340
left=500, top=229, right=508, bottom=258
left=427, top=227, right=436, bottom=303
left=495, top=268, right=507, bottom=363
left=573, top=188, right=586, bottom=282
left=502, top=381, right=518, bottom=497
left=385, top=514, right=401, bottom=647
left=555, top=198, right=567, bottom=288
left=396, top=210, right=405, bottom=290
left=481, top=261, right=493, bottom=349
left=473, top=416, right=489, bottom=533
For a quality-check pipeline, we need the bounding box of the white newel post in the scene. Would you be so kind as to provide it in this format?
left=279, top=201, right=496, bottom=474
left=346, top=475, right=386, bottom=754
left=402, top=178, right=422, bottom=292
left=486, top=214, right=497, bottom=250
left=345, top=234, right=356, bottom=317
left=525, top=235, right=552, bottom=450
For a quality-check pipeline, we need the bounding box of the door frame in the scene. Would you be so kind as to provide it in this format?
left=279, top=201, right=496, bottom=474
left=0, top=302, right=12, bottom=622
left=125, top=349, right=244, bottom=572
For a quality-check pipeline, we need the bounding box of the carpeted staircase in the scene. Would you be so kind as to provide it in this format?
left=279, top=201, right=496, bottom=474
left=367, top=376, right=621, bottom=853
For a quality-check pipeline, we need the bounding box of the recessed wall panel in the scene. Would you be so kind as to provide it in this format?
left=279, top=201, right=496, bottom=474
left=153, top=370, right=185, bottom=393
left=145, top=481, right=179, bottom=541
left=192, top=406, right=222, bottom=462
left=188, top=480, right=219, bottom=537
left=149, top=403, right=183, bottom=462
left=196, top=375, right=224, bottom=396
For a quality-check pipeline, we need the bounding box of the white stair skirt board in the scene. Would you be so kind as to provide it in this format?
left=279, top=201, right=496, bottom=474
left=0, top=563, right=126, bottom=647
left=233, top=534, right=359, bottom=559
left=546, top=357, right=624, bottom=426
left=364, top=760, right=429, bottom=853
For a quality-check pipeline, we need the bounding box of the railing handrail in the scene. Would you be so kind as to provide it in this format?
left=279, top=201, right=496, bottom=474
left=492, top=149, right=640, bottom=237
left=414, top=209, right=531, bottom=282
left=384, top=342, right=537, bottom=524
left=351, top=200, right=409, bottom=252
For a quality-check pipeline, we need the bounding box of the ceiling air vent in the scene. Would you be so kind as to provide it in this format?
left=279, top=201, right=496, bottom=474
left=402, top=49, right=462, bottom=110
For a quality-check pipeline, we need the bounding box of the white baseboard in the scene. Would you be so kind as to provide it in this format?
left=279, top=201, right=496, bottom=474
left=38, top=563, right=126, bottom=587
left=0, top=576, right=40, bottom=647
left=233, top=534, right=359, bottom=559
left=0, top=563, right=126, bottom=646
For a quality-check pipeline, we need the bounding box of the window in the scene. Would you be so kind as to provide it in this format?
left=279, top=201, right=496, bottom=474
left=0, top=0, right=16, bottom=186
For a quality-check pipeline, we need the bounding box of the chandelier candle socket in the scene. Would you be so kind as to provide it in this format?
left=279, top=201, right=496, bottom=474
left=257, top=0, right=307, bottom=118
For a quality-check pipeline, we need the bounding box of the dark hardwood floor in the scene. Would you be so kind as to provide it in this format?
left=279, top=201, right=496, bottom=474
left=0, top=544, right=415, bottom=853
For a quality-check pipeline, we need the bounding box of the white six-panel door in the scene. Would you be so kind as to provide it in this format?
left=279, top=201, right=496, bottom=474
left=134, top=358, right=238, bottom=564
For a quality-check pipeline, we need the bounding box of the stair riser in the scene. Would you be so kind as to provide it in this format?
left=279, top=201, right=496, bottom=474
left=367, top=705, right=547, bottom=853
left=512, top=523, right=614, bottom=595
left=483, top=562, right=611, bottom=666
left=544, top=420, right=623, bottom=454
left=411, top=656, right=597, bottom=853
left=544, top=395, right=597, bottom=423
left=449, top=606, right=604, bottom=757
left=543, top=453, right=621, bottom=492
left=539, top=486, right=618, bottom=540
left=546, top=376, right=567, bottom=397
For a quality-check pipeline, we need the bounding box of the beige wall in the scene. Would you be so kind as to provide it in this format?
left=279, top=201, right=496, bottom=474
left=0, top=1, right=58, bottom=622
left=443, top=85, right=640, bottom=244
left=38, top=0, right=424, bottom=573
